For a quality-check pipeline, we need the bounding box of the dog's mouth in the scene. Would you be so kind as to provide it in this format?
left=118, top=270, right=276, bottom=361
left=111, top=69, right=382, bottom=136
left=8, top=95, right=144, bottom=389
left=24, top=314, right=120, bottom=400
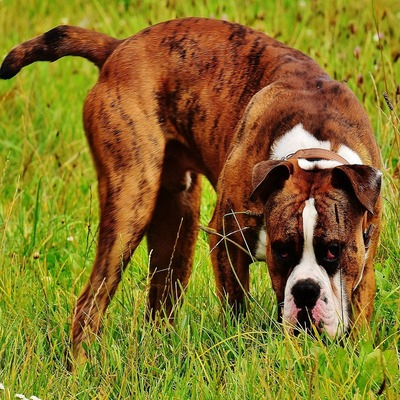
left=282, top=275, right=350, bottom=338
left=293, top=307, right=324, bottom=337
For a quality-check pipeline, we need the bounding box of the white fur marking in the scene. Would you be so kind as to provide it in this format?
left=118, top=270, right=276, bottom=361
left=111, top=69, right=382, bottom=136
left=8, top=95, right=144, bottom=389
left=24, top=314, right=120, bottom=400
left=255, top=228, right=267, bottom=260
left=184, top=171, right=192, bottom=190
left=298, top=159, right=341, bottom=170
left=303, top=198, right=318, bottom=256
left=271, top=123, right=363, bottom=169
left=271, top=124, right=330, bottom=160
left=337, top=145, right=362, bottom=165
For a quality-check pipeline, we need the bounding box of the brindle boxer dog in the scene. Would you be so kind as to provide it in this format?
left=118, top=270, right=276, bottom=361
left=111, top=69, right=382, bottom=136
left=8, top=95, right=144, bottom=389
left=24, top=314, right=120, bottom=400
left=1, top=18, right=382, bottom=360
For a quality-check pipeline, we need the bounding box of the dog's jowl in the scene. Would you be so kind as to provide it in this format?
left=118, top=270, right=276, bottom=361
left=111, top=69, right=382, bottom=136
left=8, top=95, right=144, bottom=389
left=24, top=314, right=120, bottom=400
left=1, top=18, right=382, bottom=360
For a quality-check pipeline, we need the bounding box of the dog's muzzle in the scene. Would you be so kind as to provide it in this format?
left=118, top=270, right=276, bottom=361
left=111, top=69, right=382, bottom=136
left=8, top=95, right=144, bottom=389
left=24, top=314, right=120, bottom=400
left=291, top=278, right=322, bottom=333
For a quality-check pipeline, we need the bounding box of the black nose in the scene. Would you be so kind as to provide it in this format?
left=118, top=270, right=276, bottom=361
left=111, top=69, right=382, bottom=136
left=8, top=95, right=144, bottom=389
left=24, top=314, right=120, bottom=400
left=291, top=279, right=321, bottom=309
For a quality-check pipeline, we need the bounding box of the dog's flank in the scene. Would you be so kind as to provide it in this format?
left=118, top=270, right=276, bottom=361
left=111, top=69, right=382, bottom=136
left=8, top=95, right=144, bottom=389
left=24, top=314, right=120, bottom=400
left=1, top=18, right=382, bottom=364
left=0, top=25, right=122, bottom=79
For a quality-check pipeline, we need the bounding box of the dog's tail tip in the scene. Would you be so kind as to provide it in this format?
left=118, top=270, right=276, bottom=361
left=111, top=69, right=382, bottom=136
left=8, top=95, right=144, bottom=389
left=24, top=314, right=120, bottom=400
left=0, top=53, right=21, bottom=80
left=1, top=25, right=121, bottom=79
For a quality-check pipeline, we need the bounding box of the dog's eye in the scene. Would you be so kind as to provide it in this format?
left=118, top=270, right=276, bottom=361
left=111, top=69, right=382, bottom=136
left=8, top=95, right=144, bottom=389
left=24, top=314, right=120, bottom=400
left=315, top=242, right=342, bottom=274
left=326, top=243, right=340, bottom=261
left=272, top=242, right=293, bottom=263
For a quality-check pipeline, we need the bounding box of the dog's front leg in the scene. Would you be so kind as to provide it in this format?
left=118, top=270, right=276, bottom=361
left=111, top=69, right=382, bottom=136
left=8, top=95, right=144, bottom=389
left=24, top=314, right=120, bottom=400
left=146, top=174, right=202, bottom=322
left=208, top=201, right=258, bottom=317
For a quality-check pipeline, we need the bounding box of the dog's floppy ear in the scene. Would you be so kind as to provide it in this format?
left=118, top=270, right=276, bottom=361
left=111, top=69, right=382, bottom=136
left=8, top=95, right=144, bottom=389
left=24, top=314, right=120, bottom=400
left=250, top=160, right=293, bottom=204
left=331, top=164, right=382, bottom=214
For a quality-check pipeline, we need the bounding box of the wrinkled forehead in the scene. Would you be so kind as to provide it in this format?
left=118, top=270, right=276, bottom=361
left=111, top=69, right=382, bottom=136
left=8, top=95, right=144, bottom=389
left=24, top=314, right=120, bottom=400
left=265, top=170, right=352, bottom=241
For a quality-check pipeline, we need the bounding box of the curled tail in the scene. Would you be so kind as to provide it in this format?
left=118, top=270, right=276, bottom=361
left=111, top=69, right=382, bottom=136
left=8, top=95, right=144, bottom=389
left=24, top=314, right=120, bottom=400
left=0, top=25, right=122, bottom=79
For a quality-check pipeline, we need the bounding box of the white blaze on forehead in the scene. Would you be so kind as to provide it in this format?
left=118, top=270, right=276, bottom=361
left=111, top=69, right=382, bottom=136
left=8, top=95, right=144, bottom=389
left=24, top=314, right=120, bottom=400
left=303, top=198, right=318, bottom=258
left=270, top=123, right=363, bottom=169
left=284, top=198, right=323, bottom=287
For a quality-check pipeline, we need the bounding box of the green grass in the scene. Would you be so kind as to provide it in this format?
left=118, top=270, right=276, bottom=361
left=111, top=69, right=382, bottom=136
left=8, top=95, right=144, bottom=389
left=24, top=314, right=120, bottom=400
left=0, top=0, right=399, bottom=398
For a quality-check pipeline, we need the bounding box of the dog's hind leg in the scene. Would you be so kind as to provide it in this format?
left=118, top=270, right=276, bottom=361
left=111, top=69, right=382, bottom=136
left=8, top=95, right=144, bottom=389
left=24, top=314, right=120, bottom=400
left=71, top=87, right=166, bottom=362
left=71, top=168, right=163, bottom=361
left=146, top=172, right=202, bottom=322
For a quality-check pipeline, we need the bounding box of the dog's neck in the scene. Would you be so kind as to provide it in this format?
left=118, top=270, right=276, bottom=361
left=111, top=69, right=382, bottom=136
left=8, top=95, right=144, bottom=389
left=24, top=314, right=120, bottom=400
left=284, top=148, right=350, bottom=165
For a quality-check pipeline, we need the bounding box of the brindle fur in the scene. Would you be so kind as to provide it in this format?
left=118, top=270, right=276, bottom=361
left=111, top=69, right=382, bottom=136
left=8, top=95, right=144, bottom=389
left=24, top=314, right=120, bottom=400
left=0, top=18, right=382, bottom=360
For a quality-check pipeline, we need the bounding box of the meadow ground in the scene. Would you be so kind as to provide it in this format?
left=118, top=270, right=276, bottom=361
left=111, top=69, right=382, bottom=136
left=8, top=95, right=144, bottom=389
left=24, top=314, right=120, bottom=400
left=0, top=0, right=399, bottom=398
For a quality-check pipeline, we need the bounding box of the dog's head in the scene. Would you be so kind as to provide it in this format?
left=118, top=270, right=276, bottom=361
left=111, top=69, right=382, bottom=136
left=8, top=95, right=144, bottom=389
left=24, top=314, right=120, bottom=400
left=250, top=159, right=381, bottom=336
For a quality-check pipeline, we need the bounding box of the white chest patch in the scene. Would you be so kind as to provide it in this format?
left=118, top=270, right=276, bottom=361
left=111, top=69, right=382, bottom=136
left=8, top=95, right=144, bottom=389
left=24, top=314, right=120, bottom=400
left=255, top=228, right=267, bottom=260
left=270, top=123, right=362, bottom=168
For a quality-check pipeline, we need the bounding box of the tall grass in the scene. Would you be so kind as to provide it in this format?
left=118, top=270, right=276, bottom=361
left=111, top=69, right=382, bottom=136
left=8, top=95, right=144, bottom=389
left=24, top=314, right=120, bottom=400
left=0, top=0, right=399, bottom=398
